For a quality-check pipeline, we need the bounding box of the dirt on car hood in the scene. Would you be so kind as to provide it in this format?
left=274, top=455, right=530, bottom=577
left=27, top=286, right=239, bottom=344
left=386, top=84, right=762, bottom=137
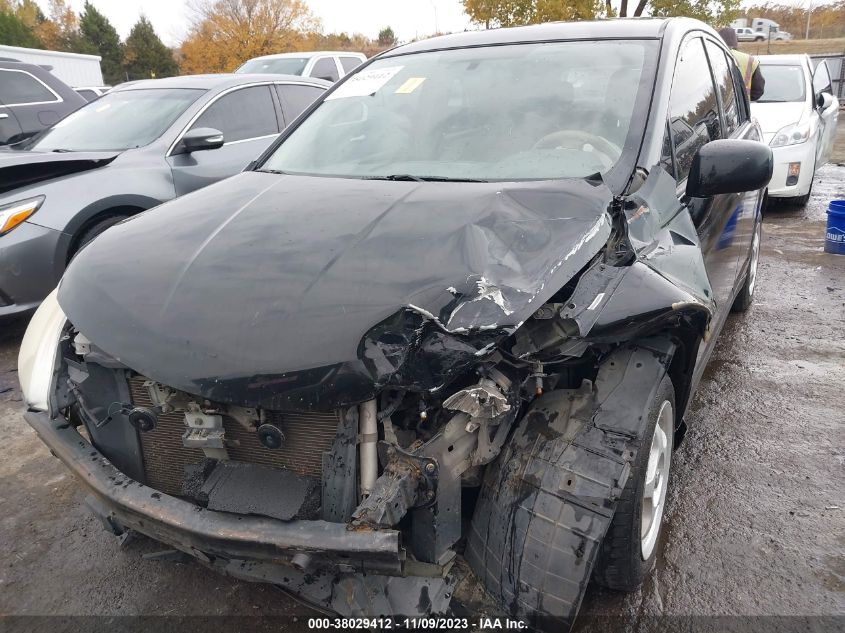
left=58, top=170, right=613, bottom=409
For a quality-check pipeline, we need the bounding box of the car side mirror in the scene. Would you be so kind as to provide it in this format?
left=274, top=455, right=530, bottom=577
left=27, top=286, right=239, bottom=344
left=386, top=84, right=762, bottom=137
left=180, top=127, right=224, bottom=153
left=817, top=92, right=834, bottom=110
left=686, top=140, right=773, bottom=198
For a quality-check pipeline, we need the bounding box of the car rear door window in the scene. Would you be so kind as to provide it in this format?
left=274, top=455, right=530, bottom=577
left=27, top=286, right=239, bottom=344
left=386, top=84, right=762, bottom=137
left=704, top=40, right=740, bottom=136
left=0, top=69, right=58, bottom=105
left=276, top=84, right=325, bottom=123
left=311, top=57, right=339, bottom=82
left=191, top=85, right=279, bottom=143
left=664, top=38, right=722, bottom=180
left=339, top=57, right=363, bottom=74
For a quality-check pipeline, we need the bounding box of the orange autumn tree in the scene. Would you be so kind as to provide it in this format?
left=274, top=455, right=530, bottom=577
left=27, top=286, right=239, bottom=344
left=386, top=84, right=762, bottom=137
left=34, top=0, right=80, bottom=51
left=180, top=0, right=319, bottom=74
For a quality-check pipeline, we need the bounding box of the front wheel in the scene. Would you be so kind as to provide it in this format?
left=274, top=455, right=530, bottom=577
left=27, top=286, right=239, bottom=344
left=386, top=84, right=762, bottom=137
left=593, top=374, right=675, bottom=591
left=69, top=214, right=129, bottom=262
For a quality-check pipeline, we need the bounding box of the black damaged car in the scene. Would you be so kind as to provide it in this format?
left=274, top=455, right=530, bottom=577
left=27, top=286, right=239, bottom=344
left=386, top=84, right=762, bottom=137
left=19, top=18, right=772, bottom=630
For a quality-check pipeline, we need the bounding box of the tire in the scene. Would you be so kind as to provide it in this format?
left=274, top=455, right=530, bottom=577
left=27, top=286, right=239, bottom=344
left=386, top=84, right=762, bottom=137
left=592, top=374, right=675, bottom=591
left=70, top=214, right=128, bottom=261
left=732, top=219, right=761, bottom=313
left=754, top=36, right=764, bottom=41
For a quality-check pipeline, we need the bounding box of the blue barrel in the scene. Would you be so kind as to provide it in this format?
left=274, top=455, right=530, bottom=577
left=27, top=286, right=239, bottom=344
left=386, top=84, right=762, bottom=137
left=826, top=200, right=845, bottom=255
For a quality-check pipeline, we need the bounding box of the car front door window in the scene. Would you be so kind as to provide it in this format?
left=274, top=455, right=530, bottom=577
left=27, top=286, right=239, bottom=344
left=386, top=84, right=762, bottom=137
left=190, top=85, right=279, bottom=143
left=813, top=61, right=833, bottom=97
left=664, top=38, right=723, bottom=182
left=705, top=40, right=740, bottom=136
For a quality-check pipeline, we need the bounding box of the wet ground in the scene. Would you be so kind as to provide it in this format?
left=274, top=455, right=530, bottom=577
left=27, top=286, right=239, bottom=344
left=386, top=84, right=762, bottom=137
left=1, top=151, right=843, bottom=630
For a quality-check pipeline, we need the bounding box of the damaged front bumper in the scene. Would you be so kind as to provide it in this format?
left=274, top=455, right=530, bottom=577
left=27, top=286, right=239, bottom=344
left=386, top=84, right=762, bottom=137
left=23, top=410, right=455, bottom=613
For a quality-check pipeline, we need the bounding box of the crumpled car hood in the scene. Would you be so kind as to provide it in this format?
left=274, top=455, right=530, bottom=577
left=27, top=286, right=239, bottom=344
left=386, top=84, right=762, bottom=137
left=59, top=171, right=612, bottom=409
left=0, top=149, right=119, bottom=194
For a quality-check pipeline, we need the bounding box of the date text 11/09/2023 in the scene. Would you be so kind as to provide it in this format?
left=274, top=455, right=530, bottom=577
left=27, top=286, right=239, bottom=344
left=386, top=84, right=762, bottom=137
left=307, top=618, right=529, bottom=630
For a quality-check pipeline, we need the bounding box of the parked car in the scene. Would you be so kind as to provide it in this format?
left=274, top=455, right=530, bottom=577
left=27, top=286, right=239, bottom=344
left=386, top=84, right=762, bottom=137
left=0, top=73, right=328, bottom=319
left=235, top=51, right=366, bottom=82
left=74, top=86, right=110, bottom=101
left=736, top=27, right=764, bottom=42
left=19, top=18, right=771, bottom=630
left=0, top=61, right=86, bottom=145
left=751, top=54, right=839, bottom=205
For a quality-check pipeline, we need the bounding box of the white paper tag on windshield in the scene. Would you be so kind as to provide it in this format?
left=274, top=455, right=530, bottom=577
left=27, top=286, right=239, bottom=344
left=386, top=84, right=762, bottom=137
left=326, top=66, right=404, bottom=100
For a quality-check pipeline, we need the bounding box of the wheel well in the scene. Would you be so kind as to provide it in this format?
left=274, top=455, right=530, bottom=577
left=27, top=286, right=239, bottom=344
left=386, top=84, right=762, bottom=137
left=666, top=326, right=702, bottom=447
left=67, top=206, right=144, bottom=263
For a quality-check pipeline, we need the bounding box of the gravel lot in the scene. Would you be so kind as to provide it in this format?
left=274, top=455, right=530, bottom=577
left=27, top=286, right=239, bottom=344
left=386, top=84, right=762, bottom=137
left=1, top=144, right=843, bottom=630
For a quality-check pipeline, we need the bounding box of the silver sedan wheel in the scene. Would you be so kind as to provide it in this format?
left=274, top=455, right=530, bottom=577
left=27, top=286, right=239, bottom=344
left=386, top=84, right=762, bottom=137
left=641, top=399, right=674, bottom=560
left=748, top=222, right=761, bottom=297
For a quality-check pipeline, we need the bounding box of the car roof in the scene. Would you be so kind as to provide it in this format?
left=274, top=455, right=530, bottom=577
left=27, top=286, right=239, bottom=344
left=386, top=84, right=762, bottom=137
left=385, top=18, right=682, bottom=56
left=756, top=54, right=809, bottom=65
left=113, top=73, right=330, bottom=92
left=0, top=60, right=50, bottom=72
left=246, top=51, right=366, bottom=61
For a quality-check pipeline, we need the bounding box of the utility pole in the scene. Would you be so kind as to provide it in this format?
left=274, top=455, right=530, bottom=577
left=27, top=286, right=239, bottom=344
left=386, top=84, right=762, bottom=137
left=805, top=0, right=812, bottom=40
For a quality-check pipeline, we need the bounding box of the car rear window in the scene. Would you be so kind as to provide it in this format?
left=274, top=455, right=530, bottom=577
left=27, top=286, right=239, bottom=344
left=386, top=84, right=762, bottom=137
left=237, top=58, right=309, bottom=75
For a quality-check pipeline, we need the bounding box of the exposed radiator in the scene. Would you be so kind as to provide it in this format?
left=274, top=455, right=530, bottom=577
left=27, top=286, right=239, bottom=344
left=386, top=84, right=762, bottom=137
left=128, top=376, right=340, bottom=497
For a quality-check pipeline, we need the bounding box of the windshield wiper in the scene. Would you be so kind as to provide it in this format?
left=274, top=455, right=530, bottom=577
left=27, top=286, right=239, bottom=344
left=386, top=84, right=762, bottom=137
left=366, top=174, right=425, bottom=182
left=50, top=148, right=74, bottom=153
left=416, top=176, right=488, bottom=183
left=256, top=169, right=288, bottom=175
left=366, top=174, right=487, bottom=183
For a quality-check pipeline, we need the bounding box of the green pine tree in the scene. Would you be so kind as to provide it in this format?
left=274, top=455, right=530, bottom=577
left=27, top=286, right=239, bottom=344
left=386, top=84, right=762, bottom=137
left=78, top=1, right=122, bottom=84
left=123, top=16, right=177, bottom=81
left=0, top=9, right=41, bottom=47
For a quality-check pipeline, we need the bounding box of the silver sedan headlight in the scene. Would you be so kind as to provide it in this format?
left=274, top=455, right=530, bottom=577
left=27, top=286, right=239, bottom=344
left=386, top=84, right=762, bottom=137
left=18, top=288, right=66, bottom=412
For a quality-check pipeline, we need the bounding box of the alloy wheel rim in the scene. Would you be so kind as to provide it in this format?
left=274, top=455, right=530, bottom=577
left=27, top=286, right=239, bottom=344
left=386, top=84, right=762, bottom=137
left=748, top=223, right=761, bottom=297
left=641, top=400, right=674, bottom=560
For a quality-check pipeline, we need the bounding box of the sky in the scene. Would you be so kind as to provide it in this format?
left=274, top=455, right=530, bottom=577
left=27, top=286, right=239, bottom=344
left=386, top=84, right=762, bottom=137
left=34, top=0, right=476, bottom=47
left=34, top=0, right=819, bottom=48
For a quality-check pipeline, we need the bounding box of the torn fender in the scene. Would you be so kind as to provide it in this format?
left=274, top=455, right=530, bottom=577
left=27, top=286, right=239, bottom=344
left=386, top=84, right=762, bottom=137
left=513, top=167, right=714, bottom=360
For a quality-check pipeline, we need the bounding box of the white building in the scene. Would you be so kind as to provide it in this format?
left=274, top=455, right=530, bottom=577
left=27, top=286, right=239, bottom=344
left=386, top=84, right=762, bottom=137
left=0, top=45, right=103, bottom=87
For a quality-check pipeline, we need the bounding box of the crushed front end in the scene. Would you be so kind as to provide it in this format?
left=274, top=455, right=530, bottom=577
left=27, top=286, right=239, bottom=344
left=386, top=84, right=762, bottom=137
left=20, top=166, right=719, bottom=628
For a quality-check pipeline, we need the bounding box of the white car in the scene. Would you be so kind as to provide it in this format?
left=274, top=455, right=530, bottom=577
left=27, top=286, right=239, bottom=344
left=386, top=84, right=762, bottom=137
left=736, top=27, right=765, bottom=42
left=235, top=51, right=367, bottom=83
left=751, top=54, right=839, bottom=205
left=73, top=86, right=110, bottom=101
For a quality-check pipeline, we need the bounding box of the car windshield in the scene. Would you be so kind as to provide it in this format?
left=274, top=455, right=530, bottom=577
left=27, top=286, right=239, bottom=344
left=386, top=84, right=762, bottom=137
left=237, top=57, right=309, bottom=75
left=28, top=88, right=203, bottom=152
left=260, top=40, right=657, bottom=181
left=757, top=65, right=806, bottom=103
